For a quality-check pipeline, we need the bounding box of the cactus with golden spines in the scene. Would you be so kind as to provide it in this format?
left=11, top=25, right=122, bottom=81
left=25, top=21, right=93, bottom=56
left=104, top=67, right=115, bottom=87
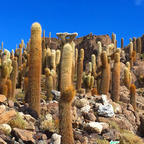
left=46, top=48, right=51, bottom=68
left=97, top=41, right=102, bottom=68
left=11, top=49, right=14, bottom=59
left=75, top=48, right=78, bottom=78
left=10, top=57, right=18, bottom=100
left=76, top=48, right=84, bottom=90
left=56, top=49, right=61, bottom=66
left=45, top=68, right=53, bottom=101
left=27, top=22, right=42, bottom=117
left=121, top=38, right=124, bottom=49
left=91, top=54, right=96, bottom=77
left=112, top=33, right=116, bottom=49
left=136, top=37, right=142, bottom=54
left=1, top=41, right=3, bottom=52
left=133, top=37, right=136, bottom=51
left=99, top=51, right=110, bottom=95
left=124, top=66, right=131, bottom=89
left=42, top=48, right=47, bottom=74
left=18, top=43, right=23, bottom=67
left=83, top=74, right=94, bottom=92
left=50, top=49, right=56, bottom=70
left=129, top=38, right=132, bottom=42
left=130, top=84, right=136, bottom=111
left=6, top=79, right=12, bottom=99
left=59, top=86, right=75, bottom=144
left=111, top=53, right=120, bottom=102
left=60, top=43, right=73, bottom=91
left=129, top=42, right=134, bottom=67
left=49, top=32, right=51, bottom=43
left=24, top=77, right=29, bottom=102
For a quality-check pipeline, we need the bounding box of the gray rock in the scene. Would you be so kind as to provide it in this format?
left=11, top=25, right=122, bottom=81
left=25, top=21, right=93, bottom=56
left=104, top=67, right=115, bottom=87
left=51, top=133, right=61, bottom=144
left=51, top=90, right=61, bottom=100
left=98, top=104, right=114, bottom=117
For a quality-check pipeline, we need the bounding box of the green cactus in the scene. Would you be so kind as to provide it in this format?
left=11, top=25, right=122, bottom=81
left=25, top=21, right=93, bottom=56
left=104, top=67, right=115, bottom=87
left=91, top=54, right=96, bottom=76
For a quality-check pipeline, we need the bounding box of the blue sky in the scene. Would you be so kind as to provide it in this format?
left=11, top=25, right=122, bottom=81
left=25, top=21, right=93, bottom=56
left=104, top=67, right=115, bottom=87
left=0, top=0, right=144, bottom=51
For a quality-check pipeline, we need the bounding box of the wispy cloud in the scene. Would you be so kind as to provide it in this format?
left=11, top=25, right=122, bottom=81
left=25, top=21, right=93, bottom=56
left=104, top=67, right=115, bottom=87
left=135, top=0, right=144, bottom=6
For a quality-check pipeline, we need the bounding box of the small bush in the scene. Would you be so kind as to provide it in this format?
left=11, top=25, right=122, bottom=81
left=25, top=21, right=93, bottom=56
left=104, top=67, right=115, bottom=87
left=96, top=138, right=109, bottom=144
left=8, top=112, right=27, bottom=129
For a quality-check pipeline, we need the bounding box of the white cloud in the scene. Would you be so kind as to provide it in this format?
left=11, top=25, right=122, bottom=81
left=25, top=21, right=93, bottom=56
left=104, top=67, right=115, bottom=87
left=135, top=0, right=144, bottom=5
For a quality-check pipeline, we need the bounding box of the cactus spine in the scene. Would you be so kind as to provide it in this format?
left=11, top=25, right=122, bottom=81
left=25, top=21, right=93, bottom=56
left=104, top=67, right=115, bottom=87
left=99, top=51, right=110, bottom=95
left=76, top=48, right=84, bottom=90
left=59, top=86, right=75, bottom=144
left=60, top=43, right=73, bottom=91
left=130, top=84, right=136, bottom=111
left=27, top=22, right=42, bottom=116
left=111, top=53, right=120, bottom=102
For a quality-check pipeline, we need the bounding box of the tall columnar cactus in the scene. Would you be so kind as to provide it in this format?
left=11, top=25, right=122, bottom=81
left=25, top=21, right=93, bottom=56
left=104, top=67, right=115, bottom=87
left=130, top=84, right=136, bottom=111
left=133, top=37, right=136, bottom=51
left=136, top=37, right=142, bottom=54
left=24, top=77, right=29, bottom=102
left=60, top=43, right=73, bottom=91
left=83, top=74, right=94, bottom=92
left=49, top=32, right=51, bottom=43
left=1, top=41, right=3, bottom=51
left=59, top=86, right=75, bottom=144
left=6, top=79, right=12, bottom=99
left=46, top=48, right=51, bottom=68
left=112, top=33, right=116, bottom=49
left=18, top=43, right=23, bottom=67
left=70, top=41, right=76, bottom=83
left=76, top=48, right=84, bottom=90
left=27, top=22, right=42, bottom=117
left=75, top=48, right=78, bottom=78
left=124, top=67, right=131, bottom=89
left=121, top=38, right=124, bottom=49
left=91, top=54, right=96, bottom=77
left=97, top=41, right=102, bottom=68
left=10, top=57, right=18, bottom=100
left=42, top=47, right=47, bottom=74
left=50, top=49, right=56, bottom=70
left=99, top=51, right=110, bottom=95
left=129, top=42, right=134, bottom=67
left=56, top=49, right=61, bottom=66
left=111, top=53, right=120, bottom=102
left=45, top=68, right=53, bottom=101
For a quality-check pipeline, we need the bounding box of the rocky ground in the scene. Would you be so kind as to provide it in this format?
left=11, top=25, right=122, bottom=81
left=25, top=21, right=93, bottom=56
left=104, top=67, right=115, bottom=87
left=0, top=81, right=144, bottom=144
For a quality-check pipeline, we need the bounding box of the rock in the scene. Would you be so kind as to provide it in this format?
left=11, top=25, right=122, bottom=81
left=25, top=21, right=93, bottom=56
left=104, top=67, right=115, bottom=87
left=120, top=86, right=130, bottom=103
left=34, top=133, right=47, bottom=141
left=0, top=109, right=17, bottom=124
left=37, top=140, right=48, bottom=144
left=0, top=124, right=11, bottom=135
left=8, top=100, right=14, bottom=107
left=0, top=105, right=6, bottom=115
left=83, top=112, right=96, bottom=121
left=98, top=104, right=114, bottom=117
left=51, top=133, right=61, bottom=144
left=101, top=94, right=109, bottom=105
left=111, top=102, right=122, bottom=114
left=51, top=90, right=61, bottom=100
left=24, top=114, right=36, bottom=123
left=127, top=104, right=134, bottom=112
left=0, top=95, right=6, bottom=103
left=102, top=129, right=121, bottom=141
left=0, top=137, right=7, bottom=144
left=84, top=122, right=108, bottom=134
left=75, top=98, right=89, bottom=108
left=81, top=105, right=91, bottom=113
left=12, top=128, right=36, bottom=143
